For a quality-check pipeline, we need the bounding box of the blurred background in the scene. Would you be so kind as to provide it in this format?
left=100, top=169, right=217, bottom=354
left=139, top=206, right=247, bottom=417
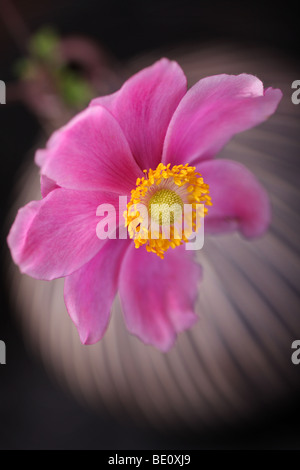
left=1, top=0, right=300, bottom=450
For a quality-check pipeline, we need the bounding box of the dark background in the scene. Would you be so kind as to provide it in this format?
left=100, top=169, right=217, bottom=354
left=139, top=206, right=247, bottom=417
left=0, top=0, right=300, bottom=450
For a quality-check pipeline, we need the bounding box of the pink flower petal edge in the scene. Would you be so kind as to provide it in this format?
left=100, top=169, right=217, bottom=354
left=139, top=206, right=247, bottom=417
left=118, top=244, right=201, bottom=351
left=199, top=159, right=271, bottom=238
left=90, top=58, right=187, bottom=171
left=38, top=106, right=144, bottom=195
left=7, top=188, right=121, bottom=280
left=64, top=239, right=130, bottom=344
left=162, top=73, right=282, bottom=166
left=40, top=174, right=60, bottom=198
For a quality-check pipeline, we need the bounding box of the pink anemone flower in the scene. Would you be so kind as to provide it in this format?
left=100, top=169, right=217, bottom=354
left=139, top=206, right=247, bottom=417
left=7, top=58, right=282, bottom=351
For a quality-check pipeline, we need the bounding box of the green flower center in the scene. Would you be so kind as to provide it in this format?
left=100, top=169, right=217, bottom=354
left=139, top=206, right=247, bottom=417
left=149, top=189, right=184, bottom=225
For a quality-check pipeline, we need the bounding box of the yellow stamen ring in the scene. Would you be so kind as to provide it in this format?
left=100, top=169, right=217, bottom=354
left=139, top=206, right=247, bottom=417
left=124, top=163, right=212, bottom=259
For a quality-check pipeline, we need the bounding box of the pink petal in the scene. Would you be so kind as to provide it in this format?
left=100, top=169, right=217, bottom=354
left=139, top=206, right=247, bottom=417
left=118, top=244, right=201, bottom=351
left=35, top=129, right=62, bottom=168
left=7, top=199, right=42, bottom=269
left=64, top=238, right=130, bottom=345
left=35, top=149, right=48, bottom=168
left=39, top=106, right=143, bottom=194
left=7, top=188, right=121, bottom=280
left=40, top=174, right=60, bottom=198
left=199, top=159, right=271, bottom=238
left=162, top=74, right=282, bottom=166
left=90, top=58, right=187, bottom=170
